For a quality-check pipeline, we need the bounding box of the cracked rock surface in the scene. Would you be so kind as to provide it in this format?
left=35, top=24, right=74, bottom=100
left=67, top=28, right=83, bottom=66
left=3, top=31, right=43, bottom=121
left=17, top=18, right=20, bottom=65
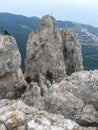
left=0, top=99, right=97, bottom=130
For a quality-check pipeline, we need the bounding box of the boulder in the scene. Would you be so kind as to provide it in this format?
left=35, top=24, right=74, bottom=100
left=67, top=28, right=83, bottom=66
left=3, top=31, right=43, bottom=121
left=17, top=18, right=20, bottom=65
left=44, top=82, right=98, bottom=126
left=60, top=70, right=98, bottom=110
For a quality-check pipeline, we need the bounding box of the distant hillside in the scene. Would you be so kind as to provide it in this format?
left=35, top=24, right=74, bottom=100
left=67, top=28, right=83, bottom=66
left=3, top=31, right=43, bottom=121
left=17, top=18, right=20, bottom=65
left=57, top=20, right=98, bottom=44
left=0, top=13, right=98, bottom=71
left=0, top=13, right=40, bottom=71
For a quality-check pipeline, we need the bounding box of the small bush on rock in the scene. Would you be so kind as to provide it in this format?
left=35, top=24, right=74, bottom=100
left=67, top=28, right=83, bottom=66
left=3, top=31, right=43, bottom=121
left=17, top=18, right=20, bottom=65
left=46, top=70, right=54, bottom=83
left=25, top=76, right=32, bottom=84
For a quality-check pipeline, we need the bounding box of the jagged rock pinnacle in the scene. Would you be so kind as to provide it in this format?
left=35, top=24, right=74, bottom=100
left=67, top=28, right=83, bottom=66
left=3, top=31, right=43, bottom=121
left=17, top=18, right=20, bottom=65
left=25, top=15, right=83, bottom=82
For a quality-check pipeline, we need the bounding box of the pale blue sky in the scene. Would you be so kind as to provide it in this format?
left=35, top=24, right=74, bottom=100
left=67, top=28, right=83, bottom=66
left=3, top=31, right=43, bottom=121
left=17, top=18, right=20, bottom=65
left=0, top=0, right=98, bottom=27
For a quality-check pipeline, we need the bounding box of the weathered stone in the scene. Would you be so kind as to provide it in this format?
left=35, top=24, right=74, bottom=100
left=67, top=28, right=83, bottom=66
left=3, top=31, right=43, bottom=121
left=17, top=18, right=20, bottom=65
left=39, top=73, right=49, bottom=95
left=61, top=29, right=83, bottom=75
left=0, top=99, right=97, bottom=130
left=25, top=29, right=66, bottom=82
left=25, top=15, right=83, bottom=83
left=0, top=122, right=7, bottom=130
left=0, top=111, right=26, bottom=130
left=43, top=83, right=98, bottom=126
left=0, top=35, right=21, bottom=77
left=0, top=35, right=27, bottom=99
left=22, top=82, right=41, bottom=106
left=60, top=70, right=98, bottom=110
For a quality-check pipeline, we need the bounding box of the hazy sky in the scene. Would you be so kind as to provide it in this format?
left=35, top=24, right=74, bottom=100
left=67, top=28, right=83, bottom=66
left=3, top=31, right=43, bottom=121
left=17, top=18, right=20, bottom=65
left=0, top=0, right=98, bottom=27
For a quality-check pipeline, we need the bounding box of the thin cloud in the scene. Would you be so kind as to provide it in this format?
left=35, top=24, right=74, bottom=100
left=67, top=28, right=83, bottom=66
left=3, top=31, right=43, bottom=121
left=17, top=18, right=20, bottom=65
left=0, top=0, right=98, bottom=26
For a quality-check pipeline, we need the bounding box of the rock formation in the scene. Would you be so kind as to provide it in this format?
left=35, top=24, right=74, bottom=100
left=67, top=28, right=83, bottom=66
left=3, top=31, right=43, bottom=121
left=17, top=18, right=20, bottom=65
left=61, top=29, right=83, bottom=75
left=62, top=70, right=98, bottom=110
left=0, top=35, right=27, bottom=99
left=23, top=70, right=98, bottom=127
left=0, top=99, right=97, bottom=130
left=24, top=15, right=83, bottom=83
left=0, top=15, right=98, bottom=129
left=43, top=77, right=98, bottom=127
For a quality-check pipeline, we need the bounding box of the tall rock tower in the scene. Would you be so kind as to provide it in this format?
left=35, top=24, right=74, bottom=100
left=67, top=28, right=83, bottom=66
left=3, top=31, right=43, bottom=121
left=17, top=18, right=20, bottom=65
left=61, top=29, right=83, bottom=75
left=25, top=15, right=83, bottom=83
left=25, top=15, right=66, bottom=82
left=0, top=35, right=27, bottom=99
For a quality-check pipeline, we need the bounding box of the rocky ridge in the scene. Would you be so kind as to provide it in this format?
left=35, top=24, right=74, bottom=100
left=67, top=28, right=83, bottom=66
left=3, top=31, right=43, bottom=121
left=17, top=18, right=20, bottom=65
left=0, top=15, right=98, bottom=129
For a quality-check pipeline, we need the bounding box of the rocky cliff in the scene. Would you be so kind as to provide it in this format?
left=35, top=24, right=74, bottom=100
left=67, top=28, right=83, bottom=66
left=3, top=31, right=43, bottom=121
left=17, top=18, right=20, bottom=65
left=24, top=15, right=83, bottom=83
left=0, top=35, right=27, bottom=99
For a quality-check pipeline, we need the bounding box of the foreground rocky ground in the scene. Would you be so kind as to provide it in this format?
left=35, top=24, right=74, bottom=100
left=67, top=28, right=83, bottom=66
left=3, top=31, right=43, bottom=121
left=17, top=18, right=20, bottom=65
left=0, top=99, right=98, bottom=130
left=1, top=70, right=98, bottom=129
left=0, top=15, right=98, bottom=129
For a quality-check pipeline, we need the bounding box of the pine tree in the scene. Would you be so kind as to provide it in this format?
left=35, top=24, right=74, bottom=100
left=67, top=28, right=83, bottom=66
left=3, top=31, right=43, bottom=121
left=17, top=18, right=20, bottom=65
left=3, top=29, right=10, bottom=35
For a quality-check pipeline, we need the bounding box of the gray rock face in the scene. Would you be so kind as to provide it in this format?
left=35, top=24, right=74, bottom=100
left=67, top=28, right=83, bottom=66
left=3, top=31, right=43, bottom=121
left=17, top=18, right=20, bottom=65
left=61, top=70, right=98, bottom=110
left=0, top=99, right=97, bottom=130
left=44, top=82, right=98, bottom=126
left=0, top=35, right=27, bottom=99
left=61, top=29, right=83, bottom=75
left=23, top=69, right=98, bottom=127
left=0, top=35, right=21, bottom=77
left=22, top=82, right=42, bottom=106
left=25, top=15, right=83, bottom=82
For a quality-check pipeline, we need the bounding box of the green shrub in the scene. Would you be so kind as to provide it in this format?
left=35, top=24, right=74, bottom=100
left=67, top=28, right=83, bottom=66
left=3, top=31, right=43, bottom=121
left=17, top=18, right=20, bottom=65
left=3, top=29, right=10, bottom=35
left=25, top=76, right=32, bottom=84
left=46, top=70, right=54, bottom=83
